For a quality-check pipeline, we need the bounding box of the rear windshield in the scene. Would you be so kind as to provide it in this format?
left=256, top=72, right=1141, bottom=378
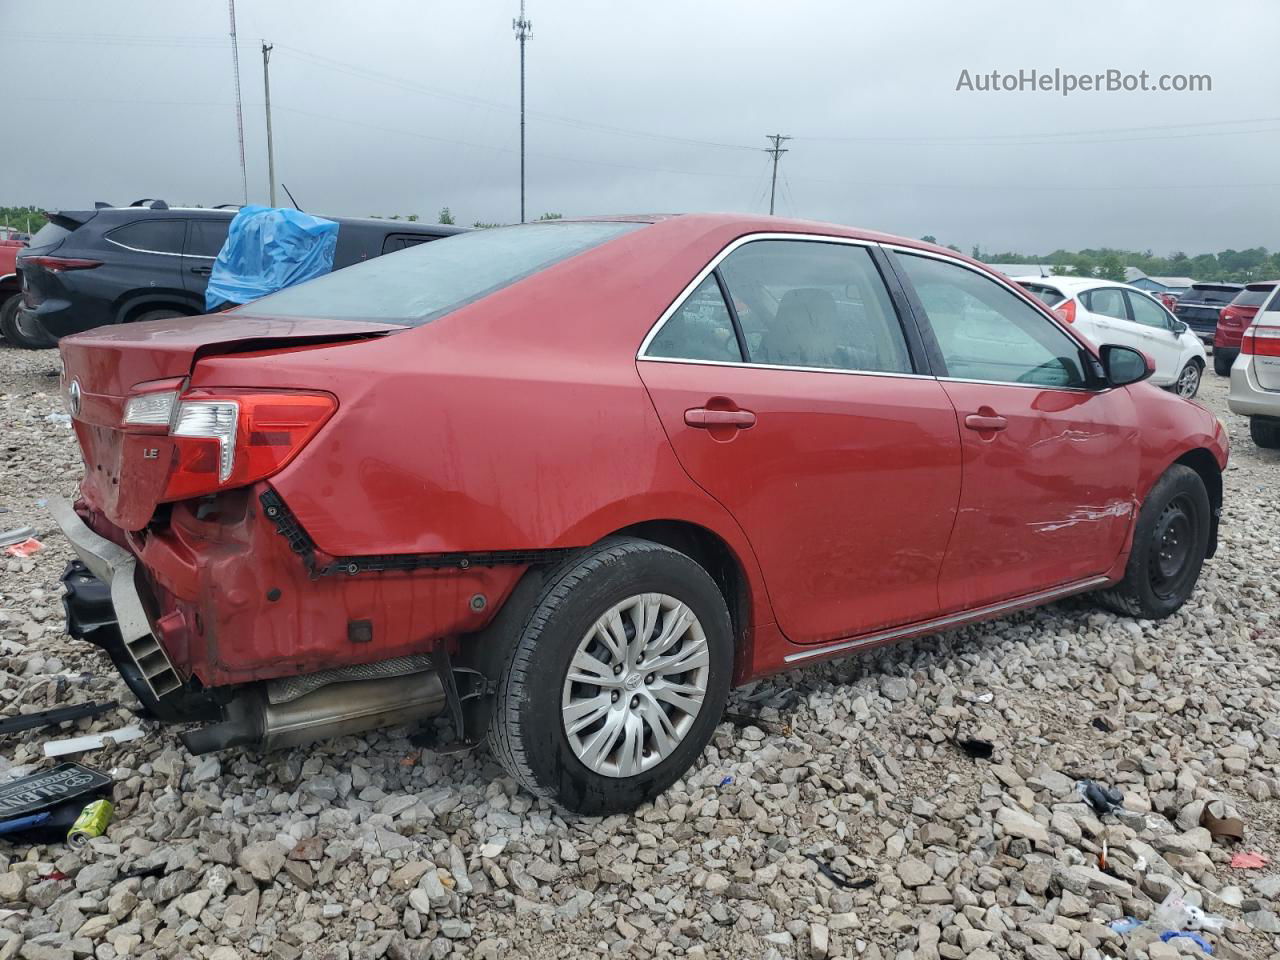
left=1015, top=282, right=1065, bottom=307
left=1232, top=286, right=1276, bottom=308
left=27, top=222, right=72, bottom=250
left=237, top=221, right=643, bottom=324
left=1184, top=286, right=1240, bottom=305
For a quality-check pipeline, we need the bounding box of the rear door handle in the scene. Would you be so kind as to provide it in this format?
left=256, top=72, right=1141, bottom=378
left=189, top=266, right=212, bottom=277
left=964, top=413, right=1008, bottom=431
left=685, top=407, right=756, bottom=429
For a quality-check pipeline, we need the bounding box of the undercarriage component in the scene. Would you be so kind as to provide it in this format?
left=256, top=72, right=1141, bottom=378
left=181, top=668, right=447, bottom=754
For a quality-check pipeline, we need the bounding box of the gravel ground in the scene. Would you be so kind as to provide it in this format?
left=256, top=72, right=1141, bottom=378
left=1, top=343, right=1278, bottom=960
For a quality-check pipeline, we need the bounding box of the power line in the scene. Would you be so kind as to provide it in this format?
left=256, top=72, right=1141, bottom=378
left=765, top=134, right=791, bottom=215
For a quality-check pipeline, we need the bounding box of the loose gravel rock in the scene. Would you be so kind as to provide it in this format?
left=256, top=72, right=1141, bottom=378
left=1, top=344, right=1278, bottom=959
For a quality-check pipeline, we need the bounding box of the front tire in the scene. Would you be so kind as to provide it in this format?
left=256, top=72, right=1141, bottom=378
left=0, top=296, right=55, bottom=349
left=1172, top=360, right=1202, bottom=398
left=1095, top=464, right=1210, bottom=619
left=1213, top=352, right=1233, bottom=377
left=1251, top=417, right=1280, bottom=449
left=488, top=537, right=733, bottom=815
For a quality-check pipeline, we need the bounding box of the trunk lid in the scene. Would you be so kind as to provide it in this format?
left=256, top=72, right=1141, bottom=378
left=60, top=313, right=400, bottom=530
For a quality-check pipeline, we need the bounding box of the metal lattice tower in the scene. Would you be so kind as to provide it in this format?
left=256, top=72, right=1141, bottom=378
left=228, top=0, right=248, bottom=205
left=513, top=1, right=532, bottom=223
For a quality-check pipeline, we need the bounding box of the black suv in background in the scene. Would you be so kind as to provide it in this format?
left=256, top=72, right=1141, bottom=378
left=3, top=201, right=466, bottom=348
left=1172, top=281, right=1243, bottom=345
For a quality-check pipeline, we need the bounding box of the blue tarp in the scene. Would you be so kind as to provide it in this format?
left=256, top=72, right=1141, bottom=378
left=205, top=205, right=339, bottom=311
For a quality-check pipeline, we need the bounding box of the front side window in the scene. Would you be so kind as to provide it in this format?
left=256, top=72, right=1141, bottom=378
left=1081, top=287, right=1127, bottom=320
left=1126, top=291, right=1172, bottom=329
left=238, top=221, right=642, bottom=325
left=716, top=240, right=911, bottom=373
left=108, top=219, right=185, bottom=255
left=646, top=275, right=743, bottom=362
left=898, top=254, right=1089, bottom=388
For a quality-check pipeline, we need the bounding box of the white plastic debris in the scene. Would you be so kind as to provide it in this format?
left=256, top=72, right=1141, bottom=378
left=43, top=725, right=145, bottom=758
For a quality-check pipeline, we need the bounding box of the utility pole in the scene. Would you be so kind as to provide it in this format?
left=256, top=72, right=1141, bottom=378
left=513, top=1, right=532, bottom=223
left=262, top=42, right=277, bottom=207
left=764, top=134, right=791, bottom=215
left=227, top=0, right=248, bottom=205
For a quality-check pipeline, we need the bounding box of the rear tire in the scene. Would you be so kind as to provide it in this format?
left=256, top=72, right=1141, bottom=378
left=1213, top=352, right=1233, bottom=377
left=487, top=537, right=733, bottom=815
left=1095, top=464, right=1210, bottom=619
left=1251, top=417, right=1280, bottom=449
left=0, top=295, right=56, bottom=349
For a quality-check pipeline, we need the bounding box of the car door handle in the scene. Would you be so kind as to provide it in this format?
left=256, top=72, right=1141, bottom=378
left=189, top=266, right=212, bottom=277
left=964, top=413, right=1008, bottom=431
left=685, top=407, right=756, bottom=429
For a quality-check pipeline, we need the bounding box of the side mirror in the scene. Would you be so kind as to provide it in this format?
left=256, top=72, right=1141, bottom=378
left=1100, top=344, right=1154, bottom=387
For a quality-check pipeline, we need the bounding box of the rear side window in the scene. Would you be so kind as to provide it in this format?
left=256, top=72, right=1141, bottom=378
left=1232, top=286, right=1275, bottom=308
left=382, top=234, right=435, bottom=255
left=1081, top=287, right=1127, bottom=320
left=242, top=222, right=642, bottom=324
left=646, top=275, right=743, bottom=363
left=1127, top=292, right=1171, bottom=329
left=186, top=219, right=231, bottom=258
left=716, top=240, right=912, bottom=373
left=898, top=253, right=1088, bottom=388
left=1017, top=283, right=1065, bottom=307
left=1265, top=289, right=1280, bottom=313
left=107, top=219, right=185, bottom=255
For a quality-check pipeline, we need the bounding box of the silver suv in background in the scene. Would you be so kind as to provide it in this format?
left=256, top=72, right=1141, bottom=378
left=1228, top=284, right=1280, bottom=448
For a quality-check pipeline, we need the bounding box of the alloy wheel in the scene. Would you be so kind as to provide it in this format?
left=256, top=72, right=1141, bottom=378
left=1176, top=363, right=1200, bottom=397
left=561, top=592, right=710, bottom=778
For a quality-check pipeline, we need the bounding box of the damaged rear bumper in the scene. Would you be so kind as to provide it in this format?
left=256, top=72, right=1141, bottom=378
left=49, top=495, right=182, bottom=701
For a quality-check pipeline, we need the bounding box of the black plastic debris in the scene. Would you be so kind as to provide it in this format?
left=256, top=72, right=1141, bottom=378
left=955, top=737, right=995, bottom=760
left=1077, top=778, right=1124, bottom=816
left=0, top=701, right=117, bottom=737
left=803, top=853, right=875, bottom=890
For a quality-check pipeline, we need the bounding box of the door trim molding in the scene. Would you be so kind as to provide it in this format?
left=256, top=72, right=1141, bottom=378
left=782, top=574, right=1111, bottom=663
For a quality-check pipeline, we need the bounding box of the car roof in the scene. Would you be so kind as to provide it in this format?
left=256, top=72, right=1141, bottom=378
left=1244, top=280, right=1278, bottom=291
left=1009, top=275, right=1133, bottom=294
left=1188, top=281, right=1243, bottom=290
left=90, top=206, right=466, bottom=235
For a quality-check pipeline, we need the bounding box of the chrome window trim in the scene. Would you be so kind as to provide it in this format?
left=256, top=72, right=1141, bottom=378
left=638, top=354, right=935, bottom=382
left=105, top=237, right=202, bottom=259
left=636, top=232, right=883, bottom=361
left=784, top=575, right=1110, bottom=663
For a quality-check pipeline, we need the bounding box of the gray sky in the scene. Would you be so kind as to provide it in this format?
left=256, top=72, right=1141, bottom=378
left=3, top=0, right=1277, bottom=253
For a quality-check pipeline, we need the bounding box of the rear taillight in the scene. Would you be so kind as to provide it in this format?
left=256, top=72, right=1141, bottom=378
left=1219, top=309, right=1238, bottom=326
left=1241, top=326, right=1280, bottom=358
left=121, top=387, right=336, bottom=501
left=1054, top=299, right=1076, bottom=324
left=23, top=256, right=103, bottom=272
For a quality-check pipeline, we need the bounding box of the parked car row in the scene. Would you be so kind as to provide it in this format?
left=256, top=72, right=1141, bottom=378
left=1227, top=281, right=1280, bottom=449
left=1014, top=275, right=1206, bottom=398
left=51, top=214, right=1227, bottom=812
left=1, top=200, right=465, bottom=348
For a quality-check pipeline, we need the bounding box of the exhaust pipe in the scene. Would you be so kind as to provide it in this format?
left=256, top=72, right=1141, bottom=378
left=182, top=670, right=446, bottom=754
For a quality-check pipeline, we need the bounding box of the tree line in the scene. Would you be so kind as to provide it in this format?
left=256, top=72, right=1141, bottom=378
left=922, top=235, right=1278, bottom=284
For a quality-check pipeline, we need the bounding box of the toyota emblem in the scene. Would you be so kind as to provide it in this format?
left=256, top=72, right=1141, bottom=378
left=67, top=379, right=82, bottom=417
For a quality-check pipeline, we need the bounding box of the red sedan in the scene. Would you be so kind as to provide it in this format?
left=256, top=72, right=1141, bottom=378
left=52, top=215, right=1227, bottom=813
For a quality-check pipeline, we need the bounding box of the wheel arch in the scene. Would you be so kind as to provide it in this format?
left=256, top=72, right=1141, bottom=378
left=1173, top=447, right=1222, bottom=558
left=610, top=519, right=752, bottom=656
left=113, top=291, right=203, bottom=324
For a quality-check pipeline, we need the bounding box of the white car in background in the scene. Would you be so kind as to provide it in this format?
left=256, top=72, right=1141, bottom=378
left=1014, top=276, right=1207, bottom=398
left=1227, top=282, right=1280, bottom=448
